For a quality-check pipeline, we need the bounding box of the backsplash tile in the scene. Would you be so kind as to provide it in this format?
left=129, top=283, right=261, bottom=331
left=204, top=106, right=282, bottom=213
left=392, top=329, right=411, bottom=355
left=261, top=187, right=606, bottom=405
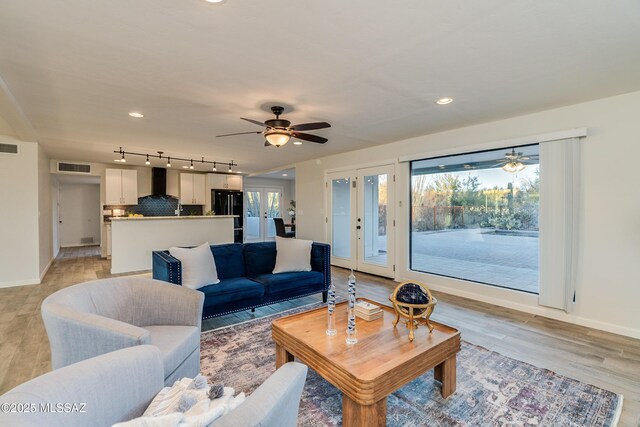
left=104, top=196, right=204, bottom=220
left=133, top=196, right=179, bottom=216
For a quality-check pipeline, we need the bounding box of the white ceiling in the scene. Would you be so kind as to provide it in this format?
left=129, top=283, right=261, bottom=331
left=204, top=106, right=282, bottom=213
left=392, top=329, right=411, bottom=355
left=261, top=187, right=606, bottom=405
left=251, top=168, right=296, bottom=181
left=1, top=0, right=640, bottom=173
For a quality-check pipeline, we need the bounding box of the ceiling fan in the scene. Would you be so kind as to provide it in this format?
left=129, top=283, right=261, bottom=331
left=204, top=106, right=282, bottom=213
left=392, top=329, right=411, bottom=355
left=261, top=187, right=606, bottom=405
left=494, top=148, right=537, bottom=173
left=216, top=106, right=330, bottom=147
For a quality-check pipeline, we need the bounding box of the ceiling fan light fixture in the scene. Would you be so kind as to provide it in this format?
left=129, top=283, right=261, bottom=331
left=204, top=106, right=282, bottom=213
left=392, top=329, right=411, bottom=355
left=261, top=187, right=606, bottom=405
left=265, top=130, right=291, bottom=147
left=502, top=161, right=525, bottom=173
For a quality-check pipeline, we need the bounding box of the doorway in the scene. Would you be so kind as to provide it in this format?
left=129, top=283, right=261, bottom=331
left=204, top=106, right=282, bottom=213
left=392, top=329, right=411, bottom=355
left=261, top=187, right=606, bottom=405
left=245, top=187, right=283, bottom=242
left=327, top=164, right=395, bottom=277
left=58, top=177, right=101, bottom=248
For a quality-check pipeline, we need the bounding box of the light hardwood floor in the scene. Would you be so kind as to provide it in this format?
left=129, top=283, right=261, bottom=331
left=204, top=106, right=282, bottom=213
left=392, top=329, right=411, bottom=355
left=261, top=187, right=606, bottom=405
left=0, top=247, right=638, bottom=426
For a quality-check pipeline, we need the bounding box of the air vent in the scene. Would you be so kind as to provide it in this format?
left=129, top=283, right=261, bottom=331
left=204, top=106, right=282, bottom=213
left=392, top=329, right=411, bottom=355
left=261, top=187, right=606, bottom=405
left=0, top=143, right=19, bottom=154
left=80, top=237, right=94, bottom=244
left=57, top=162, right=92, bottom=174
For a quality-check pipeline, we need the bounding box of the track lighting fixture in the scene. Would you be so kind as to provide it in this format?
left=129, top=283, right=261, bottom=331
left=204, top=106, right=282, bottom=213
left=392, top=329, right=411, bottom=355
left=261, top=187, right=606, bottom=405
left=113, top=147, right=237, bottom=171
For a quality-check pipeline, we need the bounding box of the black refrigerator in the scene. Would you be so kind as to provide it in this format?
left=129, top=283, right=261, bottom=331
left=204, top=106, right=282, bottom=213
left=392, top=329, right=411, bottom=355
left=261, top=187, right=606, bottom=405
left=212, top=190, right=243, bottom=243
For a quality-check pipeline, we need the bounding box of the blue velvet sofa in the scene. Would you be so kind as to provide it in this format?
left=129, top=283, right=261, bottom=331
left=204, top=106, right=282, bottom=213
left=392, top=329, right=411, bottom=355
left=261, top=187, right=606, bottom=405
left=152, top=241, right=331, bottom=319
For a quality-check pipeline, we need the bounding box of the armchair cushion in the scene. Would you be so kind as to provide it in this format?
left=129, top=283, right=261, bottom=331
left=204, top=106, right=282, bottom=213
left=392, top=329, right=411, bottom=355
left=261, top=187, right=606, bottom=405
left=146, top=326, right=200, bottom=381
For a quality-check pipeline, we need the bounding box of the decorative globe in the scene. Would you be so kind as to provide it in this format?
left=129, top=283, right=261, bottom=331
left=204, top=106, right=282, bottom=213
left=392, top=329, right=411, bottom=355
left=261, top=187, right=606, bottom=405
left=389, top=281, right=438, bottom=341
left=396, top=282, right=430, bottom=315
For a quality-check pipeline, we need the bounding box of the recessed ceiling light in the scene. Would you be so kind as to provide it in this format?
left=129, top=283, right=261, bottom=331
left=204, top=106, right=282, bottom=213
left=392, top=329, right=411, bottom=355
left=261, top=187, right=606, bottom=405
left=282, top=173, right=288, bottom=177
left=129, top=112, right=144, bottom=118
left=436, top=97, right=453, bottom=105
left=204, top=0, right=225, bottom=3
left=293, top=141, right=302, bottom=145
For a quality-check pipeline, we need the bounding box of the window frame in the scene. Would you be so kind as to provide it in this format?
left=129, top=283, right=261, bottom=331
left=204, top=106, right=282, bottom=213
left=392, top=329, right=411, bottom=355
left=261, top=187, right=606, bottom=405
left=408, top=143, right=540, bottom=294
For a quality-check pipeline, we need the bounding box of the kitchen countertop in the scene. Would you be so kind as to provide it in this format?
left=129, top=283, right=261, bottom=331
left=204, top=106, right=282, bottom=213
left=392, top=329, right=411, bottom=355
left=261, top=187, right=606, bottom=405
left=110, top=215, right=237, bottom=221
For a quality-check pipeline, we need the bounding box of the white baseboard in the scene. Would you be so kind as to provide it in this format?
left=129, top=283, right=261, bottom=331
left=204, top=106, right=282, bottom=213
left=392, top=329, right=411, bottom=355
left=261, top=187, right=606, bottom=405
left=61, top=243, right=99, bottom=248
left=0, top=278, right=40, bottom=288
left=39, top=256, right=54, bottom=282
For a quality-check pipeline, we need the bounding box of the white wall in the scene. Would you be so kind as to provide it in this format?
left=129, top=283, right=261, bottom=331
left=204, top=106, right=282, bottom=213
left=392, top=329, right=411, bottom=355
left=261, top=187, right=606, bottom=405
left=59, top=183, right=101, bottom=247
left=38, top=144, right=53, bottom=277
left=295, top=90, right=640, bottom=338
left=0, top=138, right=41, bottom=287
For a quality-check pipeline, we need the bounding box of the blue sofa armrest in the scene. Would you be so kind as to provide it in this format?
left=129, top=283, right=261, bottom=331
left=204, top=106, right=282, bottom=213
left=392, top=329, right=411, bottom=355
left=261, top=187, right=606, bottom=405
left=311, top=242, right=331, bottom=291
left=152, top=250, right=182, bottom=285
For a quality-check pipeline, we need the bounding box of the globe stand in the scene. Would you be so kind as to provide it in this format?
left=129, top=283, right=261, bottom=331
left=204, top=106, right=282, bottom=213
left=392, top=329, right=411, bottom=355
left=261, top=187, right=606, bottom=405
left=389, top=282, right=438, bottom=342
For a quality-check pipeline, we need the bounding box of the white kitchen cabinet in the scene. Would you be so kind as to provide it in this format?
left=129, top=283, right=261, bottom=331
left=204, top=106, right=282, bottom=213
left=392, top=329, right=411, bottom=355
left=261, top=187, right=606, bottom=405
left=106, top=169, right=138, bottom=205
left=208, top=173, right=243, bottom=190
left=180, top=173, right=206, bottom=205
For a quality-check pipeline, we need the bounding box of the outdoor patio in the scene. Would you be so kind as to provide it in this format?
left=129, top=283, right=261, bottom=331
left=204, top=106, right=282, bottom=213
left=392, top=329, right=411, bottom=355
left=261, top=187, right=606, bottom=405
left=411, top=228, right=539, bottom=293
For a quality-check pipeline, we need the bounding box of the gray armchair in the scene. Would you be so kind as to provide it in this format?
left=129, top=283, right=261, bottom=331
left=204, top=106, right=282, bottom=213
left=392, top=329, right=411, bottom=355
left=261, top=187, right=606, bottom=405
left=0, top=345, right=308, bottom=427
left=41, top=277, right=204, bottom=385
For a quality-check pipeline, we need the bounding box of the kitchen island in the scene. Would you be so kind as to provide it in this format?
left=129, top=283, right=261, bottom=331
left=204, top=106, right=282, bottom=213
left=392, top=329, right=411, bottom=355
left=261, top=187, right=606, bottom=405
left=110, top=215, right=235, bottom=274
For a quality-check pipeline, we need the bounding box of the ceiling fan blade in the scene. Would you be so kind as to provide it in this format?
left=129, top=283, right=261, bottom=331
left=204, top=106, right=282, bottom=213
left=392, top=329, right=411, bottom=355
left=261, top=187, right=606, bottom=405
left=291, top=132, right=328, bottom=144
left=290, top=122, right=331, bottom=131
left=216, top=131, right=263, bottom=138
left=240, top=117, right=267, bottom=127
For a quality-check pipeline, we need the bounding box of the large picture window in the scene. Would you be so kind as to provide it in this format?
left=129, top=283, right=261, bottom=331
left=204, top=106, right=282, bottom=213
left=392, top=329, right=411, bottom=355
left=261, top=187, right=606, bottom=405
left=410, top=145, right=540, bottom=293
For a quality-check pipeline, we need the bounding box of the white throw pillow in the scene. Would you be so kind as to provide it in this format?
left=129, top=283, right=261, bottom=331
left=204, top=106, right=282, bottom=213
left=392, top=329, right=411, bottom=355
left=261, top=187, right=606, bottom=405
left=169, top=242, right=219, bottom=290
left=272, top=237, right=313, bottom=274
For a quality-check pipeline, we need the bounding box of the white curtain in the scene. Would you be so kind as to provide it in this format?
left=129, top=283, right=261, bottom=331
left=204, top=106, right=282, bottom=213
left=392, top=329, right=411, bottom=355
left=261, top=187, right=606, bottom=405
left=538, top=137, right=581, bottom=312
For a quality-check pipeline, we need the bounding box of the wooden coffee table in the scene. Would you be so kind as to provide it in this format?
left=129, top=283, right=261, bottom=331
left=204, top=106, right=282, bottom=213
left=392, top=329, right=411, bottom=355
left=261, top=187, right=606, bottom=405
left=271, top=298, right=461, bottom=427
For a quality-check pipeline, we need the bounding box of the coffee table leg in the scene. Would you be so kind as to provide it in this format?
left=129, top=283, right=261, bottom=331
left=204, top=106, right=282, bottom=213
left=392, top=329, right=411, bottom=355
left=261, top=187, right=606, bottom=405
left=275, top=343, right=294, bottom=368
left=342, top=394, right=386, bottom=427
left=434, top=355, right=456, bottom=398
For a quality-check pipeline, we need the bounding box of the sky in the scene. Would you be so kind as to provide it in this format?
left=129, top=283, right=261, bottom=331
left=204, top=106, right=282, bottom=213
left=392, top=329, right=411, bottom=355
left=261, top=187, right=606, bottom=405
left=436, top=165, right=539, bottom=190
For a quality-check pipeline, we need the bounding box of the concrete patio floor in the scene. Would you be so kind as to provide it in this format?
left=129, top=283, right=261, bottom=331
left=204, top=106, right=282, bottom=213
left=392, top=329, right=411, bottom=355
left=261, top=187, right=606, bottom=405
left=410, top=228, right=539, bottom=293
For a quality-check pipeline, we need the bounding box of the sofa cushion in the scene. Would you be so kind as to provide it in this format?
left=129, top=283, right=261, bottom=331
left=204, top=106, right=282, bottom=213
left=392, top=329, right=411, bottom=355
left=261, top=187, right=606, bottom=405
left=146, top=325, right=200, bottom=380
left=199, top=277, right=264, bottom=306
left=250, top=271, right=324, bottom=295
left=243, top=242, right=277, bottom=276
left=210, top=243, right=245, bottom=279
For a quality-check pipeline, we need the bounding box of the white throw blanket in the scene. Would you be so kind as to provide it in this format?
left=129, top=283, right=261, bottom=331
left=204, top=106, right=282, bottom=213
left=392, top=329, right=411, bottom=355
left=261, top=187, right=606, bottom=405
left=113, top=376, right=245, bottom=427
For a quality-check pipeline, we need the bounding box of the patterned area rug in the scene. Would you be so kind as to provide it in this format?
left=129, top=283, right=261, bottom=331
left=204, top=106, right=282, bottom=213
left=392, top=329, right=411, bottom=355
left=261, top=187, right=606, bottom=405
left=200, top=303, right=622, bottom=426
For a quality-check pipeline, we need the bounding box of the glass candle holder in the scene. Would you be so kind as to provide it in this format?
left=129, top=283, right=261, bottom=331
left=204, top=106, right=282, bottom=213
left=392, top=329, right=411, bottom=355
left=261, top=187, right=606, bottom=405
left=346, top=270, right=357, bottom=345
left=326, top=280, right=337, bottom=336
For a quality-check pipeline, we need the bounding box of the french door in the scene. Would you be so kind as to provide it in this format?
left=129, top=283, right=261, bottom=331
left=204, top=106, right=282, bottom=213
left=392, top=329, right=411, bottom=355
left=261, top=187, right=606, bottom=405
left=327, top=165, right=395, bottom=277
left=245, top=187, right=282, bottom=242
